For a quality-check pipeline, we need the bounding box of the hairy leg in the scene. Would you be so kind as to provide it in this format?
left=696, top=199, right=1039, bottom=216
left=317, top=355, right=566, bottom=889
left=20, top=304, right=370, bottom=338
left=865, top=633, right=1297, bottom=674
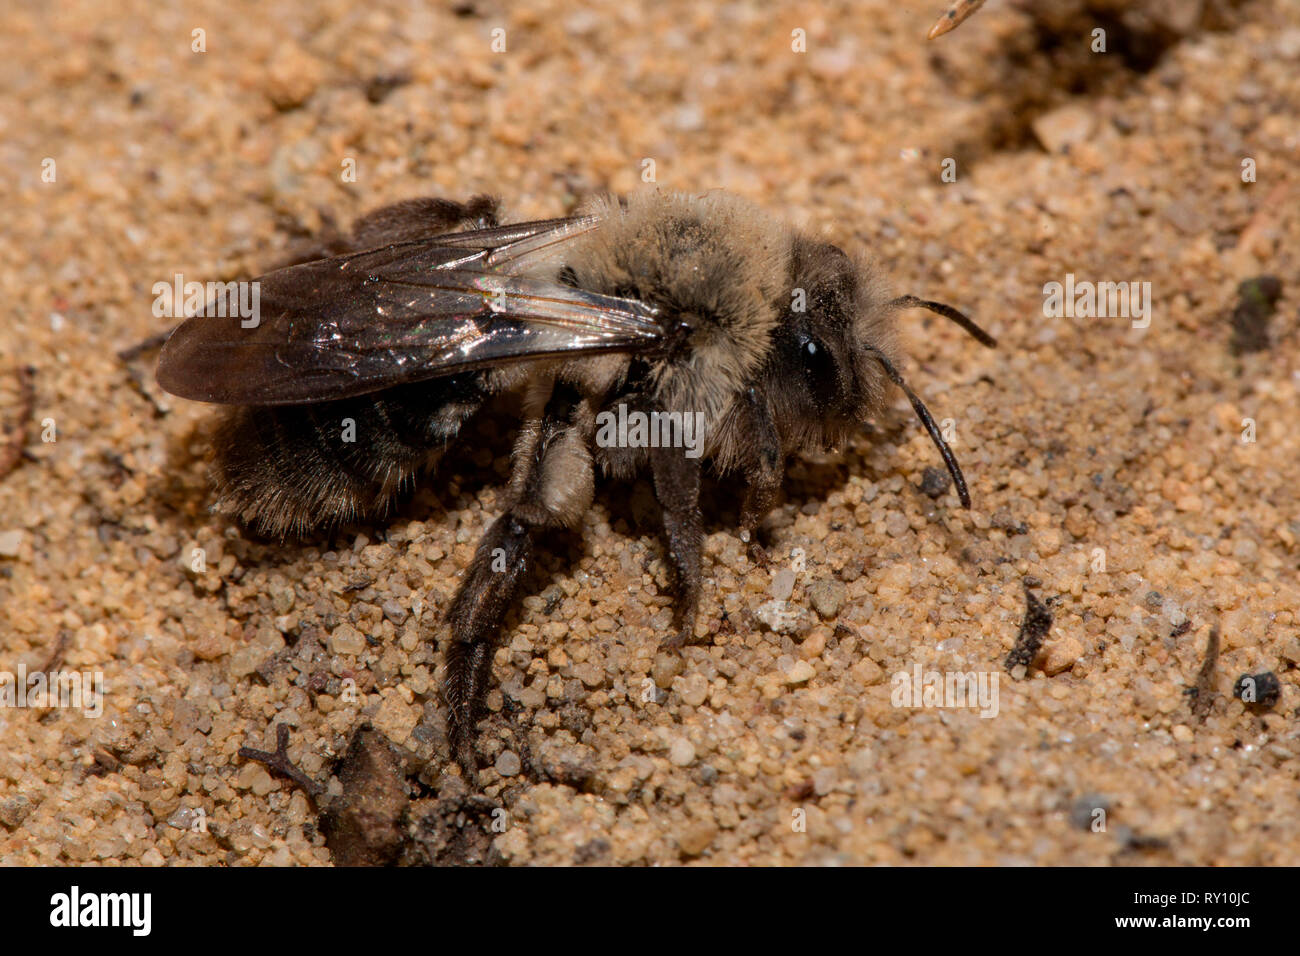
left=650, top=445, right=703, bottom=649
left=736, top=387, right=784, bottom=567
left=444, top=513, right=535, bottom=779
left=443, top=384, right=595, bottom=782
left=274, top=194, right=500, bottom=266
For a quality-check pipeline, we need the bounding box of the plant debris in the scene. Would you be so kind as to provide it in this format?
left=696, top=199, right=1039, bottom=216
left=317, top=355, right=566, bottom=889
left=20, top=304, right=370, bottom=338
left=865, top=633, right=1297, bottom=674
left=928, top=0, right=988, bottom=39
left=0, top=365, right=35, bottom=481
left=1229, top=275, right=1283, bottom=355
left=237, top=724, right=325, bottom=797
left=1186, top=626, right=1221, bottom=720
left=1004, top=584, right=1053, bottom=674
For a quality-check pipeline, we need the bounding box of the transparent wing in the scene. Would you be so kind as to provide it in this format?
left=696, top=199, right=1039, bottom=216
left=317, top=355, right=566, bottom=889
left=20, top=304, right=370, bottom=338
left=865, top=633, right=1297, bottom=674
left=156, top=216, right=664, bottom=405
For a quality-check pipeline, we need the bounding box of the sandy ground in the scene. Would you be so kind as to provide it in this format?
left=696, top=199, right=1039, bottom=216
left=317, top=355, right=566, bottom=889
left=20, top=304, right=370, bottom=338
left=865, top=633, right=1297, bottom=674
left=2, top=0, right=1299, bottom=865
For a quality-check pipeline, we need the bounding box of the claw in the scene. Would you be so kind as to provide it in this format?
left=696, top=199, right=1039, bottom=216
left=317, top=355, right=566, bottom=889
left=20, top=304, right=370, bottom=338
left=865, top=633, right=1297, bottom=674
left=453, top=737, right=480, bottom=788
left=659, top=623, right=694, bottom=651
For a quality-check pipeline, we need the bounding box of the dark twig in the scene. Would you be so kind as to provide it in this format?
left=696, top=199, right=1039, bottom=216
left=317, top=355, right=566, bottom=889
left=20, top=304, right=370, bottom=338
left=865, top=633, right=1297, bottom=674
left=39, top=630, right=71, bottom=674
left=238, top=723, right=325, bottom=796
left=1186, top=626, right=1220, bottom=720
left=1005, top=583, right=1053, bottom=673
left=928, top=0, right=988, bottom=39
left=117, top=329, right=176, bottom=418
left=0, top=365, right=36, bottom=480
left=116, top=327, right=175, bottom=363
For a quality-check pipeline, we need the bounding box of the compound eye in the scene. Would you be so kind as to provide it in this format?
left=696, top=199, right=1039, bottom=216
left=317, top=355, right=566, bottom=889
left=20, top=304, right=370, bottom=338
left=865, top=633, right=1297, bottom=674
left=797, top=332, right=836, bottom=386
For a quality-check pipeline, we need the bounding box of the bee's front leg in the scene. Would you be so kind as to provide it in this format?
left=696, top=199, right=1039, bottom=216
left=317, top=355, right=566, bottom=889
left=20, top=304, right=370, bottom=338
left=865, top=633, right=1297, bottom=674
left=736, top=388, right=784, bottom=568
left=650, top=445, right=703, bottom=649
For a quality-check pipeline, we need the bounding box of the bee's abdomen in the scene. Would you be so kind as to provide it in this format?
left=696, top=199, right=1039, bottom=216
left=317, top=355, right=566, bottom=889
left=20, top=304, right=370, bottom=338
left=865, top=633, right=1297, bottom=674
left=211, top=374, right=485, bottom=537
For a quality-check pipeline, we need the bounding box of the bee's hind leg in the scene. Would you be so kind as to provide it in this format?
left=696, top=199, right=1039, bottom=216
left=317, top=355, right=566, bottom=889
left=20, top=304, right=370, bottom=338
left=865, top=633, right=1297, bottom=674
left=444, top=513, right=537, bottom=782
left=349, top=195, right=499, bottom=248
left=274, top=195, right=500, bottom=267
left=443, top=384, right=595, bottom=784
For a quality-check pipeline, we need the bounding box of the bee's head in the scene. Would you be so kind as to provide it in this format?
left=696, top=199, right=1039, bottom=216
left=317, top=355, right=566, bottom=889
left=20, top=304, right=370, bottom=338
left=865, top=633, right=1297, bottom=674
left=753, top=239, right=894, bottom=453
left=752, top=238, right=996, bottom=508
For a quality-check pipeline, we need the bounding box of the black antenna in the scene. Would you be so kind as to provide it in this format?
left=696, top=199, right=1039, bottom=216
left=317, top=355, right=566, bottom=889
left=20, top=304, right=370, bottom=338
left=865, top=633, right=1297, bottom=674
left=863, top=347, right=972, bottom=509
left=892, top=295, right=997, bottom=348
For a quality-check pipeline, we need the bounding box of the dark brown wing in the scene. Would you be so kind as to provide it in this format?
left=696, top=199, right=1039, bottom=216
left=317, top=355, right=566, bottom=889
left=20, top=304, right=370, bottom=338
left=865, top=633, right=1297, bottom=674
left=156, top=216, right=663, bottom=405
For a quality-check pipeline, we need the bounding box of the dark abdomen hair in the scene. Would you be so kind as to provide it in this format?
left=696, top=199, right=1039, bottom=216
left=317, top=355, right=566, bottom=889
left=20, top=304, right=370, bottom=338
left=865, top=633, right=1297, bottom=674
left=211, top=373, right=486, bottom=538
left=207, top=195, right=505, bottom=538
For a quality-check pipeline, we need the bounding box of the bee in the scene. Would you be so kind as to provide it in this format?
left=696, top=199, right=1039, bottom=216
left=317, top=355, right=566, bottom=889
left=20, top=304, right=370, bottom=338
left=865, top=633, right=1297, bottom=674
left=157, top=189, right=996, bottom=783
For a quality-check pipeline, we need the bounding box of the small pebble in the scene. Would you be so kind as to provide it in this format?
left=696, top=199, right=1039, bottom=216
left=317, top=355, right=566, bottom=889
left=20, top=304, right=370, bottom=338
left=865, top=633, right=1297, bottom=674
left=677, top=821, right=717, bottom=857
left=1041, top=636, right=1084, bottom=676
left=806, top=579, right=846, bottom=619
left=0, top=530, right=24, bottom=557
left=382, top=598, right=409, bottom=625
left=669, top=738, right=696, bottom=767
left=786, top=661, right=815, bottom=685
left=1070, top=793, right=1110, bottom=831
left=1233, top=672, right=1281, bottom=709
left=495, top=750, right=522, bottom=777
left=771, top=568, right=796, bottom=601
left=652, top=651, right=684, bottom=688
left=1032, top=103, right=1096, bottom=153
left=756, top=600, right=810, bottom=636
left=918, top=466, right=951, bottom=498
left=0, top=795, right=33, bottom=829
left=329, top=623, right=367, bottom=656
